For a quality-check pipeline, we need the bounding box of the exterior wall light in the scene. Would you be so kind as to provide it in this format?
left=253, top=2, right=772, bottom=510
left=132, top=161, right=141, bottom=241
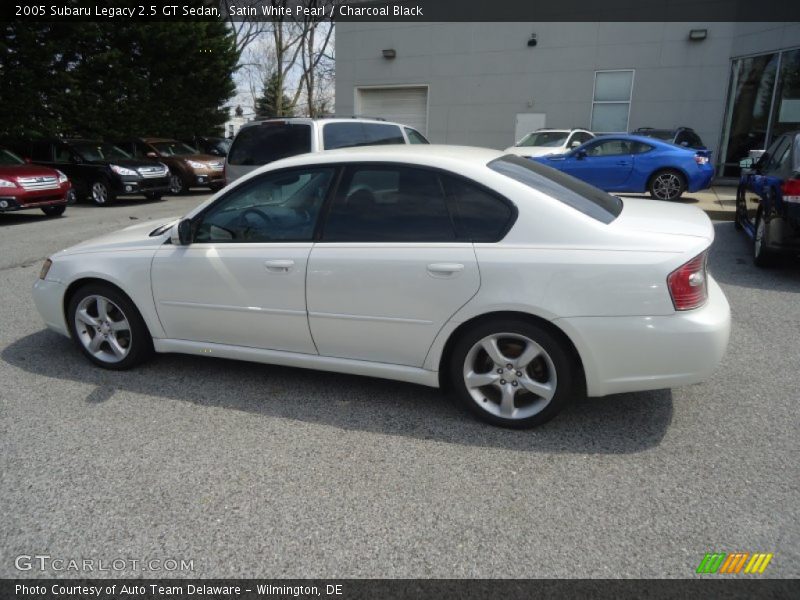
left=382, top=49, right=396, bottom=59
left=688, top=29, right=708, bottom=41
left=527, top=34, right=537, bottom=47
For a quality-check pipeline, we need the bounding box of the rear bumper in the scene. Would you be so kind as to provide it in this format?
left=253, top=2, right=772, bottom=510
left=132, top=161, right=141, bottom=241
left=32, top=278, right=70, bottom=337
left=687, top=168, right=715, bottom=192
left=557, top=275, right=730, bottom=397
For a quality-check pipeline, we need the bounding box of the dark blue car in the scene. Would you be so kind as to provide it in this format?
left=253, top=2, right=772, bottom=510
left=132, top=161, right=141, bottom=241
left=531, top=134, right=714, bottom=201
left=735, top=131, right=800, bottom=266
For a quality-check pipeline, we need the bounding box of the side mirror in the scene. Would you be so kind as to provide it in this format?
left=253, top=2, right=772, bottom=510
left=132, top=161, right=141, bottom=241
left=575, top=149, right=587, bottom=160
left=24, top=157, right=32, bottom=163
left=570, top=140, right=581, bottom=149
left=171, top=219, right=193, bottom=246
left=146, top=152, right=158, bottom=159
left=680, top=141, right=689, bottom=147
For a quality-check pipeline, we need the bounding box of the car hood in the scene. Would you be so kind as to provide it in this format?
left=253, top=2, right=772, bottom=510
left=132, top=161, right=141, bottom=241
left=88, top=158, right=166, bottom=169
left=503, top=146, right=562, bottom=157
left=164, top=154, right=222, bottom=164
left=59, top=217, right=179, bottom=255
left=611, top=198, right=714, bottom=241
left=0, top=164, right=61, bottom=179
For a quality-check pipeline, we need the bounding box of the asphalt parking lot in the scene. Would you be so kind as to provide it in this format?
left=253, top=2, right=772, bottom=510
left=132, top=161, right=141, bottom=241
left=1, top=195, right=798, bottom=579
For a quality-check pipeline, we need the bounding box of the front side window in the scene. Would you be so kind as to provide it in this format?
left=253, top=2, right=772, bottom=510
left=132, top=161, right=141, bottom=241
left=585, top=139, right=632, bottom=157
left=228, top=123, right=312, bottom=166
left=194, top=167, right=334, bottom=243
left=322, top=123, right=405, bottom=150
left=631, top=142, right=654, bottom=154
left=489, top=155, right=623, bottom=224
left=591, top=70, right=634, bottom=133
left=321, top=165, right=456, bottom=242
left=0, top=148, right=24, bottom=166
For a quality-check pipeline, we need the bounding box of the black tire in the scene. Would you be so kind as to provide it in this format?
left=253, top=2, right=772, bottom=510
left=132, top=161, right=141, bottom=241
left=448, top=318, right=579, bottom=429
left=90, top=179, right=116, bottom=206
left=145, top=192, right=163, bottom=201
left=734, top=185, right=746, bottom=231
left=169, top=171, right=187, bottom=195
left=66, top=283, right=153, bottom=370
left=753, top=209, right=776, bottom=268
left=648, top=169, right=686, bottom=201
left=41, top=205, right=66, bottom=217
left=209, top=183, right=224, bottom=192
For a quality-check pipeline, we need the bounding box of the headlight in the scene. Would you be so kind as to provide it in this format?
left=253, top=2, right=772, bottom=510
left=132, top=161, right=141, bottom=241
left=186, top=160, right=206, bottom=169
left=110, top=165, right=137, bottom=176
left=39, top=258, right=52, bottom=280
left=55, top=170, right=69, bottom=184
left=0, top=177, right=17, bottom=188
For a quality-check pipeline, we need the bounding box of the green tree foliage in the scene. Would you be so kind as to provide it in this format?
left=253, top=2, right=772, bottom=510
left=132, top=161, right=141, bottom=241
left=254, top=72, right=296, bottom=118
left=0, top=21, right=239, bottom=139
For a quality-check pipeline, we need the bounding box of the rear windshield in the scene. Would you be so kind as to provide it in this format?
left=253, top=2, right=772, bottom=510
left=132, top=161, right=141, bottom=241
left=323, top=122, right=405, bottom=150
left=228, top=123, right=312, bottom=166
left=488, top=155, right=623, bottom=223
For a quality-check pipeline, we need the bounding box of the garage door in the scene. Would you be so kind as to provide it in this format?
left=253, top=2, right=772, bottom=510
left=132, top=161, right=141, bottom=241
left=356, top=86, right=428, bottom=134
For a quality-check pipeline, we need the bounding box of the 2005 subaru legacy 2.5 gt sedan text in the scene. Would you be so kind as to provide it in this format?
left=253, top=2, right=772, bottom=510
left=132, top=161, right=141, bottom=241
left=32, top=145, right=731, bottom=428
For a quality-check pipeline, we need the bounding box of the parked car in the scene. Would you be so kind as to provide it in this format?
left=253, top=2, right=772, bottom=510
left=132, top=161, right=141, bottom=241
left=504, top=128, right=595, bottom=158
left=114, top=138, right=225, bottom=195
left=0, top=146, right=72, bottom=216
left=632, top=127, right=706, bottom=150
left=735, top=130, right=800, bottom=266
left=185, top=136, right=232, bottom=157
left=532, top=134, right=714, bottom=201
left=8, top=139, right=170, bottom=206
left=33, top=145, right=730, bottom=429
left=225, top=117, right=429, bottom=183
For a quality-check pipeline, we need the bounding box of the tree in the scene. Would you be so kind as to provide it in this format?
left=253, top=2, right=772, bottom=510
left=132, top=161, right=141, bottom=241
left=0, top=21, right=239, bottom=139
left=255, top=72, right=296, bottom=117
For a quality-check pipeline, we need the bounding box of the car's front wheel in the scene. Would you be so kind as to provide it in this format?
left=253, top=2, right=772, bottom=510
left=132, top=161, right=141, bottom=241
left=753, top=209, right=776, bottom=267
left=90, top=180, right=115, bottom=206
left=649, top=169, right=686, bottom=201
left=41, top=205, right=66, bottom=217
left=67, top=283, right=153, bottom=370
left=169, top=172, right=186, bottom=195
left=449, top=319, right=579, bottom=428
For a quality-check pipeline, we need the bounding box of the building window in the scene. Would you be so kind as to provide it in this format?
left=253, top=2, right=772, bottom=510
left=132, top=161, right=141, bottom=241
left=591, top=70, right=634, bottom=133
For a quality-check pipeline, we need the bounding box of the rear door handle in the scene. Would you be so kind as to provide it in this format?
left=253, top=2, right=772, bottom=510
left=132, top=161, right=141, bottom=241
left=265, top=259, right=294, bottom=273
left=427, top=263, right=464, bottom=277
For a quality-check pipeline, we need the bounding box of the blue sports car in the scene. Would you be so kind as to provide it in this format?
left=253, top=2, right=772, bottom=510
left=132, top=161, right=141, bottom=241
left=531, top=134, right=714, bottom=201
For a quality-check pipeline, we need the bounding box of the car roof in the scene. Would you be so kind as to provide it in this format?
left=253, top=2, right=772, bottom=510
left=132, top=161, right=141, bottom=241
left=239, top=117, right=412, bottom=130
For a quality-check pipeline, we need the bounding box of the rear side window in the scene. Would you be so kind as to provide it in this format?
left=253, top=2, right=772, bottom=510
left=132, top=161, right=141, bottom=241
left=228, top=123, right=311, bottom=166
left=321, top=165, right=456, bottom=242
left=404, top=128, right=429, bottom=144
left=488, top=155, right=623, bottom=223
left=442, top=175, right=514, bottom=242
left=322, top=123, right=405, bottom=150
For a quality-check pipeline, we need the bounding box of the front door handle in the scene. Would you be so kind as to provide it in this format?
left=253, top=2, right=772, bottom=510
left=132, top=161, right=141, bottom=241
left=265, top=259, right=294, bottom=273
left=427, top=263, right=464, bottom=277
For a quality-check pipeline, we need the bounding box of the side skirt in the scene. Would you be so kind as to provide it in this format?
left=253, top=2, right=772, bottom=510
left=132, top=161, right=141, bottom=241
left=152, top=338, right=441, bottom=388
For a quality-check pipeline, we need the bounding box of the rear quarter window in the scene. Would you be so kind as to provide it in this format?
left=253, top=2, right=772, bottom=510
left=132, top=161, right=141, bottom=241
left=323, top=123, right=405, bottom=150
left=228, top=123, right=312, bottom=166
left=488, top=155, right=623, bottom=224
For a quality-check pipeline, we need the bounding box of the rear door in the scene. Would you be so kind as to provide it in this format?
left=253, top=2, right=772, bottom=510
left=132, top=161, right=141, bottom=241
left=306, top=163, right=481, bottom=367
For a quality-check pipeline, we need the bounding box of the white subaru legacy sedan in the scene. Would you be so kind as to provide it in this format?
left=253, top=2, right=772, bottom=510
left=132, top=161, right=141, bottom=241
left=33, top=145, right=730, bottom=428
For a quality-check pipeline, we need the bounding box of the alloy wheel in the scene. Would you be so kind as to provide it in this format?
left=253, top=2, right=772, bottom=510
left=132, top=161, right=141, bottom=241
left=73, top=295, right=132, bottom=363
left=169, top=174, right=184, bottom=195
left=92, top=182, right=108, bottom=205
left=652, top=173, right=682, bottom=200
left=462, top=332, right=557, bottom=420
left=755, top=216, right=765, bottom=258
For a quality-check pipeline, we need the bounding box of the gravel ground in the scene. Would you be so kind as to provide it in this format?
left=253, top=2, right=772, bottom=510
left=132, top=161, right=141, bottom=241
left=0, top=197, right=798, bottom=579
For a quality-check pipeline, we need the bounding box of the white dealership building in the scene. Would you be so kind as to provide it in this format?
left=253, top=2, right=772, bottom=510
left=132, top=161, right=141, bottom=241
left=335, top=22, right=800, bottom=177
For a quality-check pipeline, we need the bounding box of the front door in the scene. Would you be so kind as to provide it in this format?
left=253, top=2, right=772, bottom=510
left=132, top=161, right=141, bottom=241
left=560, top=138, right=635, bottom=190
left=151, top=166, right=335, bottom=353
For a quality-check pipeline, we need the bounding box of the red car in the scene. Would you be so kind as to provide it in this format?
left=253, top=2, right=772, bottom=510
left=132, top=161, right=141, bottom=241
left=0, top=146, right=72, bottom=216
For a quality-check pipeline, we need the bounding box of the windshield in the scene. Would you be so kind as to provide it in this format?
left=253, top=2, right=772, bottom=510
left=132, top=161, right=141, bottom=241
left=488, top=155, right=623, bottom=224
left=0, top=148, right=25, bottom=166
left=517, top=132, right=569, bottom=147
left=71, top=142, right=131, bottom=161
left=152, top=141, right=198, bottom=156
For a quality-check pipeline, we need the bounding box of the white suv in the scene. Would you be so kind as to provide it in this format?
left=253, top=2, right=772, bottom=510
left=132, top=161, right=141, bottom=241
left=504, top=128, right=594, bottom=158
left=225, top=117, right=429, bottom=183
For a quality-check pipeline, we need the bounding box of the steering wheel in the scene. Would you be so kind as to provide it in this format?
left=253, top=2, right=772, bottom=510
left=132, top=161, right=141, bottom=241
left=239, top=207, right=273, bottom=240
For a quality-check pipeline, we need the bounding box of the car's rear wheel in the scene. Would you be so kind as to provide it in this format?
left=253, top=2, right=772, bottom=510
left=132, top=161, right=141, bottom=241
left=734, top=185, right=746, bottom=231
left=169, top=172, right=186, bottom=195
left=144, top=192, right=163, bottom=201
left=649, top=169, right=686, bottom=201
left=41, top=205, right=66, bottom=217
left=753, top=209, right=776, bottom=267
left=449, top=319, right=578, bottom=428
left=90, top=180, right=115, bottom=206
left=67, top=283, right=152, bottom=370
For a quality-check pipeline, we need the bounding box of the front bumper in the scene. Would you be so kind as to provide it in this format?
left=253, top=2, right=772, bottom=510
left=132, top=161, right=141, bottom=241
left=188, top=168, right=225, bottom=187
left=0, top=188, right=70, bottom=211
left=558, top=275, right=731, bottom=397
left=114, top=175, right=171, bottom=196
left=33, top=278, right=69, bottom=337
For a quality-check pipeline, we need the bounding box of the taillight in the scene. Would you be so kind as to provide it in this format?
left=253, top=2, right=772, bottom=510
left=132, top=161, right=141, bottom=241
left=782, top=178, right=800, bottom=203
left=667, top=251, right=708, bottom=311
left=694, top=154, right=709, bottom=165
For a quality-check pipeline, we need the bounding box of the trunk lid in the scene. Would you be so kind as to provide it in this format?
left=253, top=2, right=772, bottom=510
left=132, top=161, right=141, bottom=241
left=610, top=197, right=714, bottom=242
